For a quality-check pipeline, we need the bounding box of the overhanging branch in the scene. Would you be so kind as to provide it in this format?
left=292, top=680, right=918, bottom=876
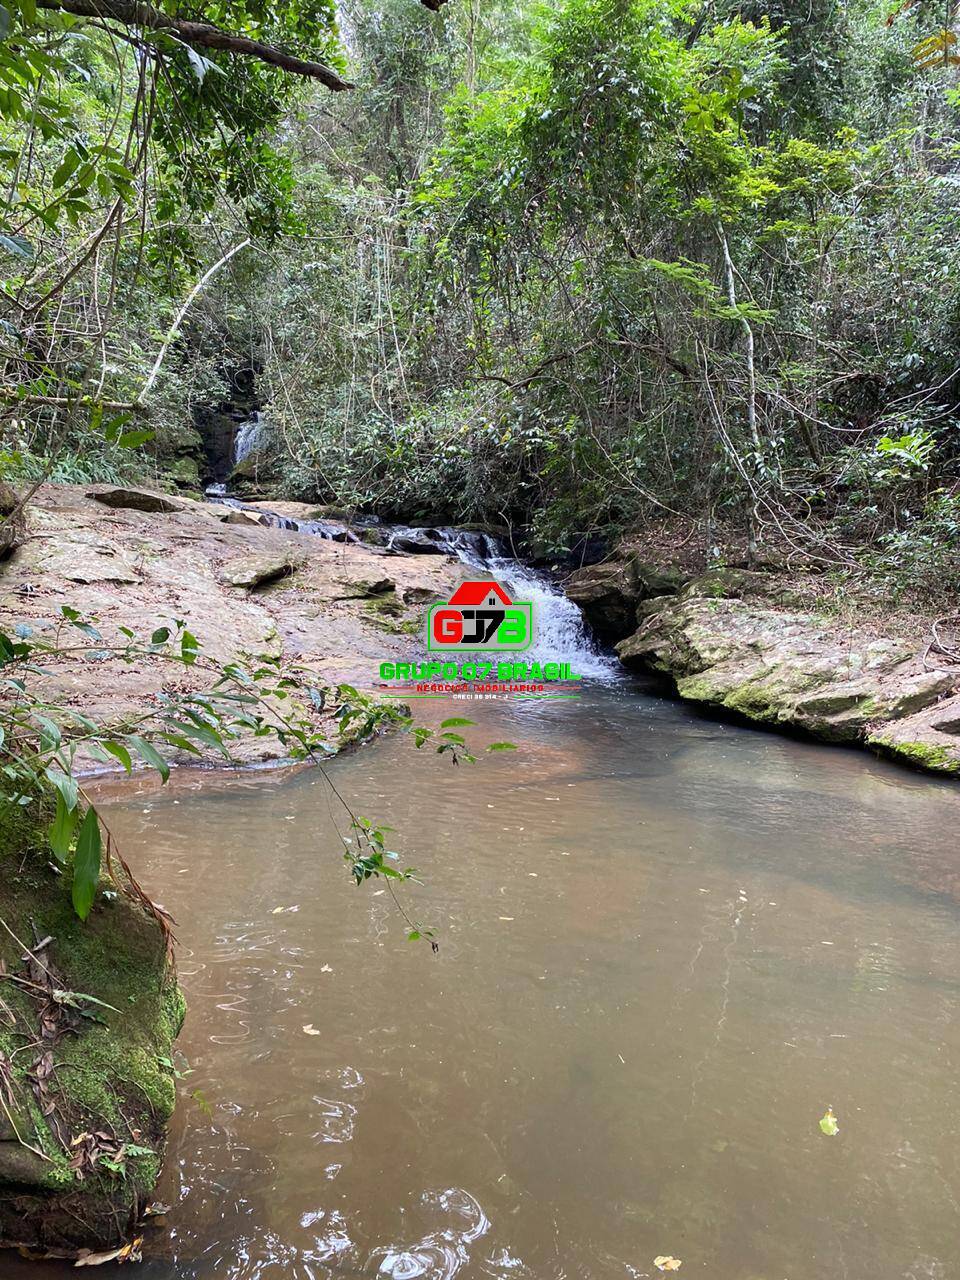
left=35, top=0, right=355, bottom=89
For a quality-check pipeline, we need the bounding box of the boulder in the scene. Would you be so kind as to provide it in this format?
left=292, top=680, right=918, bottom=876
left=615, top=584, right=960, bottom=774
left=220, top=548, right=302, bottom=589
left=88, top=488, right=187, bottom=514
left=388, top=532, right=449, bottom=555
left=336, top=577, right=396, bottom=598
left=0, top=802, right=184, bottom=1256
left=564, top=557, right=683, bottom=643
left=220, top=508, right=269, bottom=527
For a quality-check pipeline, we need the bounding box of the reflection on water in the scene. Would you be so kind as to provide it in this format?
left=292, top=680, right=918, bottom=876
left=11, top=680, right=960, bottom=1280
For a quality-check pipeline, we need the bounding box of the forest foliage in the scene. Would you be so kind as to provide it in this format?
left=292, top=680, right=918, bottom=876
left=1, top=0, right=960, bottom=593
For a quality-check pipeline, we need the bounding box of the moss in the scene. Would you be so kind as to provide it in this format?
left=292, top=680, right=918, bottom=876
left=0, top=801, right=184, bottom=1252
left=871, top=738, right=960, bottom=774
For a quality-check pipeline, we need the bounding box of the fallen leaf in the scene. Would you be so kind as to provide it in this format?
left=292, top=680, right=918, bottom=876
left=654, top=1257, right=682, bottom=1272
left=303, top=1024, right=321, bottom=1036
left=320, top=964, right=333, bottom=973
left=819, top=1107, right=839, bottom=1136
left=142, top=1202, right=170, bottom=1217
left=75, top=1236, right=143, bottom=1266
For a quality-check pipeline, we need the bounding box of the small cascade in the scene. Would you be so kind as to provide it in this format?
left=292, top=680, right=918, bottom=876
left=451, top=537, right=618, bottom=679
left=202, top=495, right=616, bottom=676
left=233, top=411, right=265, bottom=465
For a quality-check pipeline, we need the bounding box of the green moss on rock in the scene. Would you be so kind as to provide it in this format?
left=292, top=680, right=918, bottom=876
left=0, top=802, right=184, bottom=1255
left=870, top=738, right=960, bottom=775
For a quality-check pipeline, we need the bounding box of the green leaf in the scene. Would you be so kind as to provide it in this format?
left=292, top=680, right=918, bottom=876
left=35, top=715, right=61, bottom=753
left=117, top=429, right=154, bottom=449
left=151, top=627, right=170, bottom=645
left=48, top=791, right=77, bottom=862
left=126, top=734, right=170, bottom=782
left=0, top=232, right=31, bottom=258
left=17, top=0, right=35, bottom=22
left=45, top=765, right=77, bottom=811
left=486, top=741, right=518, bottom=751
left=51, top=146, right=79, bottom=188
left=101, top=740, right=132, bottom=773
left=819, top=1108, right=839, bottom=1136
left=71, top=806, right=102, bottom=920
left=439, top=717, right=475, bottom=728
left=180, top=629, right=199, bottom=665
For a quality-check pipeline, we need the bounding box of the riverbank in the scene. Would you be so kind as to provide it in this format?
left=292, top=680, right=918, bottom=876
left=0, top=484, right=465, bottom=767
left=565, top=551, right=960, bottom=777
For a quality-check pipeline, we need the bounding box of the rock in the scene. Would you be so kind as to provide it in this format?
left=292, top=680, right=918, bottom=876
left=220, top=549, right=302, bottom=589
left=400, top=585, right=439, bottom=606
left=0, top=801, right=184, bottom=1256
left=227, top=450, right=279, bottom=500
left=88, top=487, right=187, bottom=514
left=36, top=535, right=139, bottom=585
left=614, top=587, right=960, bottom=773
left=565, top=557, right=683, bottom=642
left=336, top=577, right=395, bottom=598
left=221, top=508, right=269, bottom=527
left=389, top=532, right=449, bottom=555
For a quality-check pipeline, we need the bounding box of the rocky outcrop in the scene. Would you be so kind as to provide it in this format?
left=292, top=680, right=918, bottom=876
left=564, top=558, right=683, bottom=642
left=88, top=487, right=190, bottom=514
left=0, top=484, right=463, bottom=766
left=0, top=802, right=184, bottom=1257
left=567, top=560, right=960, bottom=778
left=220, top=547, right=304, bottom=589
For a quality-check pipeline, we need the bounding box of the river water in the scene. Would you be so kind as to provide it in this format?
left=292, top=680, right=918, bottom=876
left=12, top=550, right=960, bottom=1280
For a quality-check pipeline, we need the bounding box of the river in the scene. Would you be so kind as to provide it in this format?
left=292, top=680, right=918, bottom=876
left=11, top=545, right=960, bottom=1280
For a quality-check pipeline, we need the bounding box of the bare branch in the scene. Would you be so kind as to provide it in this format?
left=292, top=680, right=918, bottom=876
left=34, top=0, right=354, bottom=89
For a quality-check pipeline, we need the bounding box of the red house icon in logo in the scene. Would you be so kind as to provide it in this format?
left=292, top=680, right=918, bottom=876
left=428, top=579, right=531, bottom=650
left=447, top=581, right=513, bottom=608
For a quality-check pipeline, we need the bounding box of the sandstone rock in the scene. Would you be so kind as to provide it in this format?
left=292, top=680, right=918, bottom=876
left=220, top=549, right=302, bottom=589
left=88, top=487, right=187, bottom=514
left=614, top=587, right=960, bottom=774
left=221, top=508, right=269, bottom=526
left=0, top=802, right=184, bottom=1256
left=336, top=577, right=395, bottom=598
left=565, top=557, right=683, bottom=642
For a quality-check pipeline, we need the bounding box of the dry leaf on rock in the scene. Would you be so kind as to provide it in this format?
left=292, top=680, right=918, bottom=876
left=74, top=1236, right=143, bottom=1266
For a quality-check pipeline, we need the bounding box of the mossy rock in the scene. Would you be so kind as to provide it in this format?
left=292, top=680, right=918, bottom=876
left=0, top=802, right=184, bottom=1255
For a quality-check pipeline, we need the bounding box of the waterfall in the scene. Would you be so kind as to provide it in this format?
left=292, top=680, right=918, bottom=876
left=234, top=412, right=265, bottom=465
left=451, top=538, right=618, bottom=679
left=200, top=497, right=617, bottom=676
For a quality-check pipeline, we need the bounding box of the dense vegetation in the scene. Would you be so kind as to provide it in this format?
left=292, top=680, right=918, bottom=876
left=2, top=0, right=960, bottom=591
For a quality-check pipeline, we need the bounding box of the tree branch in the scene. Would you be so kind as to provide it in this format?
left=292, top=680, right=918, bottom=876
left=34, top=0, right=354, bottom=89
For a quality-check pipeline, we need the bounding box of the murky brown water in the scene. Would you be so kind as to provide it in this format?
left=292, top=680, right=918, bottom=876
left=14, top=680, right=960, bottom=1280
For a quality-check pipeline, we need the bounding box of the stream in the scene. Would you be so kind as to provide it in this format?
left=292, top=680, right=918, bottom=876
left=12, top=534, right=960, bottom=1279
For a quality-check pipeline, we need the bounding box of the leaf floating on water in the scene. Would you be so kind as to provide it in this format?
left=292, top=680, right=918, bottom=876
left=654, top=1257, right=682, bottom=1272
left=819, top=1107, right=839, bottom=1136
left=320, top=964, right=333, bottom=973
left=303, top=1023, right=321, bottom=1036
left=74, top=1236, right=143, bottom=1266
